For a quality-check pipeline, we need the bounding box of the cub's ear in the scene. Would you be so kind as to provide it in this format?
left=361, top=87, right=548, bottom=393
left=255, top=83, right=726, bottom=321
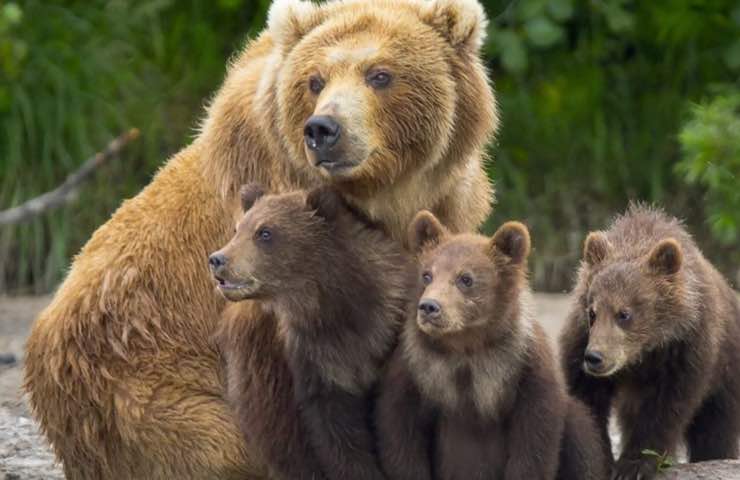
left=648, top=238, right=683, bottom=275
left=419, top=0, right=488, bottom=51
left=267, top=0, right=326, bottom=52
left=306, top=187, right=344, bottom=221
left=490, top=221, right=530, bottom=265
left=408, top=210, right=448, bottom=254
left=239, top=183, right=266, bottom=212
left=583, top=232, right=612, bottom=267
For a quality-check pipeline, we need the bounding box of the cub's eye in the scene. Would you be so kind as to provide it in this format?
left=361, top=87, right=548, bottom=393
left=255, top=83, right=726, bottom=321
left=366, top=70, right=392, bottom=89
left=587, top=308, right=596, bottom=327
left=308, top=75, right=325, bottom=94
left=421, top=271, right=433, bottom=285
left=616, top=310, right=631, bottom=325
left=458, top=273, right=474, bottom=289
left=256, top=227, right=272, bottom=242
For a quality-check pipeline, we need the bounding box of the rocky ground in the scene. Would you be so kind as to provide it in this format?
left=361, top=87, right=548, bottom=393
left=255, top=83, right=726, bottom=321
left=0, top=294, right=738, bottom=479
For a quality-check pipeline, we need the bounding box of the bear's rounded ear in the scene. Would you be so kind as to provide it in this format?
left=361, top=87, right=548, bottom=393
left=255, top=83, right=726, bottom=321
left=583, top=232, right=612, bottom=267
left=267, top=0, right=327, bottom=52
left=490, top=221, right=530, bottom=265
left=239, top=183, right=266, bottom=212
left=419, top=0, right=488, bottom=51
left=648, top=238, right=683, bottom=275
left=408, top=210, right=447, bottom=253
left=306, top=187, right=343, bottom=221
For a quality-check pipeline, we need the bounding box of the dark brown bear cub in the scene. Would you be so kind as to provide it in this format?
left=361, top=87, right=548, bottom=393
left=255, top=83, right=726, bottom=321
left=377, top=211, right=606, bottom=480
left=210, top=184, right=415, bottom=480
left=559, top=204, right=740, bottom=480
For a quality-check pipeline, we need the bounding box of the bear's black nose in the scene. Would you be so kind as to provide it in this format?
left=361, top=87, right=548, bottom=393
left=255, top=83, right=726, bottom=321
left=418, top=299, right=442, bottom=318
left=304, top=115, right=341, bottom=152
left=584, top=350, right=604, bottom=369
left=208, top=253, right=227, bottom=270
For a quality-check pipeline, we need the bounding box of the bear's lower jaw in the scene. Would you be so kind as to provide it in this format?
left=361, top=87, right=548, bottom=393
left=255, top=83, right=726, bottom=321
left=582, top=360, right=621, bottom=378
left=217, top=280, right=261, bottom=302
left=315, top=159, right=358, bottom=177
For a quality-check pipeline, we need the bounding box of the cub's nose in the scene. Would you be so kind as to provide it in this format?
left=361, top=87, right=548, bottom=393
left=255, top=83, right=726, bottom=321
left=584, top=350, right=604, bottom=370
left=208, top=253, right=227, bottom=271
left=418, top=299, right=442, bottom=318
left=304, top=115, right=341, bottom=151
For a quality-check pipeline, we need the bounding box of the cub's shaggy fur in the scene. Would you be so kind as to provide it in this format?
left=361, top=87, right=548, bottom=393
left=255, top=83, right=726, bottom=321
left=213, top=185, right=415, bottom=480
left=24, top=0, right=498, bottom=477
left=559, top=204, right=740, bottom=480
left=377, top=211, right=606, bottom=480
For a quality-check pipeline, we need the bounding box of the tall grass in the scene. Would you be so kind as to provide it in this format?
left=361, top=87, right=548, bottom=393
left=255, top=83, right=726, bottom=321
left=0, top=0, right=264, bottom=293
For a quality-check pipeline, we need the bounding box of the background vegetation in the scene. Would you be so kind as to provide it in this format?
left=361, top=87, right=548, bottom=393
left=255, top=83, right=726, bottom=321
left=1, top=0, right=738, bottom=293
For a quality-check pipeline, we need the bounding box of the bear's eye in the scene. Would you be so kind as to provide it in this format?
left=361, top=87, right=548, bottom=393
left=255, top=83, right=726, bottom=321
left=256, top=227, right=272, bottom=242
left=587, top=308, right=596, bottom=327
left=457, top=273, right=474, bottom=289
left=422, top=271, right=433, bottom=285
left=366, top=70, right=392, bottom=89
left=616, top=310, right=631, bottom=325
left=308, top=75, right=325, bottom=95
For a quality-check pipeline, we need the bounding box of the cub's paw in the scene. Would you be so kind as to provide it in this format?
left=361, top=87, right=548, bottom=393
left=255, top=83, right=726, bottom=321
left=610, top=457, right=658, bottom=480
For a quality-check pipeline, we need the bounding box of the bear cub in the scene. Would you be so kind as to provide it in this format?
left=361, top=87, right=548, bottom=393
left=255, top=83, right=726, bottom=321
left=376, top=211, right=607, bottom=480
left=210, top=184, right=415, bottom=480
left=559, top=204, right=740, bottom=480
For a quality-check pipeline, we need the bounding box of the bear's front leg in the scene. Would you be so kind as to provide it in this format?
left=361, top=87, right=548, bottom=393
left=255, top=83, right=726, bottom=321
left=300, top=387, right=387, bottom=480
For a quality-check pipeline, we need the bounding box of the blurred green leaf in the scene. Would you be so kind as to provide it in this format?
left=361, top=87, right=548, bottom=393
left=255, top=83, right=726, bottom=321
left=724, top=40, right=740, bottom=70
left=525, top=15, right=564, bottom=47
left=497, top=29, right=528, bottom=73
left=547, top=0, right=574, bottom=21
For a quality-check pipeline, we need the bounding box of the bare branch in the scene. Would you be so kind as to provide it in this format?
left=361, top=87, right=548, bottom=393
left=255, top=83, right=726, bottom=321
left=0, top=128, right=140, bottom=226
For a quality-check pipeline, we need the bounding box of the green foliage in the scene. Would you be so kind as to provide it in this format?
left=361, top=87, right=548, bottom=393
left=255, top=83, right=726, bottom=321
left=0, top=0, right=263, bottom=292
left=482, top=0, right=740, bottom=289
left=1, top=0, right=739, bottom=292
left=677, top=92, right=740, bottom=245
left=641, top=449, right=674, bottom=473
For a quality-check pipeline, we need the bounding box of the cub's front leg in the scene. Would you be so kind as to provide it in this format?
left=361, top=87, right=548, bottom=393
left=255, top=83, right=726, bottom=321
left=298, top=380, right=387, bottom=480
left=376, top=353, right=434, bottom=480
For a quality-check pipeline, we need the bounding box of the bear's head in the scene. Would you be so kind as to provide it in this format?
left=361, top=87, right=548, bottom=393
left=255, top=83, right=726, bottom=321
left=208, top=183, right=355, bottom=302
left=407, top=210, right=530, bottom=341
left=271, top=0, right=496, bottom=192
left=579, top=232, right=689, bottom=377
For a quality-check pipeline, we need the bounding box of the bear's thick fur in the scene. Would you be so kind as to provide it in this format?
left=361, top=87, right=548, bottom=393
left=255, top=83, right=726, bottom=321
left=23, top=0, right=497, bottom=478
left=213, top=185, right=415, bottom=479
left=376, top=212, right=606, bottom=480
left=559, top=204, right=740, bottom=480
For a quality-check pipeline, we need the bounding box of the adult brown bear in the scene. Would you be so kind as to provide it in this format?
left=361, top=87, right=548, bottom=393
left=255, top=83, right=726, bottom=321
left=24, top=0, right=497, bottom=478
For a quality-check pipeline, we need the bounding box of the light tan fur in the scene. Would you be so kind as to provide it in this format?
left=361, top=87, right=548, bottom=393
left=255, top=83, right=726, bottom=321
left=24, top=0, right=498, bottom=478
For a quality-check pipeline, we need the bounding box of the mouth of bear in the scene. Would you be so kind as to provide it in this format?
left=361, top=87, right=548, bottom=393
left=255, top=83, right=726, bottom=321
left=214, top=275, right=260, bottom=300
left=582, top=358, right=621, bottom=377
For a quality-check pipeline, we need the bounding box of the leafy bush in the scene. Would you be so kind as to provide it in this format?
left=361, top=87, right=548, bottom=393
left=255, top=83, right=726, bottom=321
left=677, top=92, right=740, bottom=246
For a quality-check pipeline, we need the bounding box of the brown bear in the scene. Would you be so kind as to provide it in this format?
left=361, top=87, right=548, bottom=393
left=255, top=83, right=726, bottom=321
left=559, top=204, right=740, bottom=480
left=376, top=211, right=607, bottom=480
left=212, top=184, right=415, bottom=480
left=23, top=0, right=498, bottom=478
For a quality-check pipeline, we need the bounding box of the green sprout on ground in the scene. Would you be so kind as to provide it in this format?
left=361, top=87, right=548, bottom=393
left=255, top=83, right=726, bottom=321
left=641, top=449, right=675, bottom=473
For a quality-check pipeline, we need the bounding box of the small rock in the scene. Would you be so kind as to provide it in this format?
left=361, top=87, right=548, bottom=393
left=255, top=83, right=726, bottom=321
left=0, top=354, right=16, bottom=366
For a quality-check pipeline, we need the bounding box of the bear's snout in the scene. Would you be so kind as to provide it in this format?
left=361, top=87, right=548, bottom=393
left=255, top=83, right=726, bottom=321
left=208, top=252, right=227, bottom=270
left=304, top=115, right=341, bottom=158
left=583, top=350, right=604, bottom=371
left=418, top=299, right=442, bottom=323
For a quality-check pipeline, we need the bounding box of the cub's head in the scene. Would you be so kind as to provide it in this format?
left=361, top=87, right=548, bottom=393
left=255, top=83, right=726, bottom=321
left=580, top=232, right=688, bottom=377
left=208, top=183, right=348, bottom=302
left=271, top=0, right=496, bottom=190
left=407, top=211, right=530, bottom=339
